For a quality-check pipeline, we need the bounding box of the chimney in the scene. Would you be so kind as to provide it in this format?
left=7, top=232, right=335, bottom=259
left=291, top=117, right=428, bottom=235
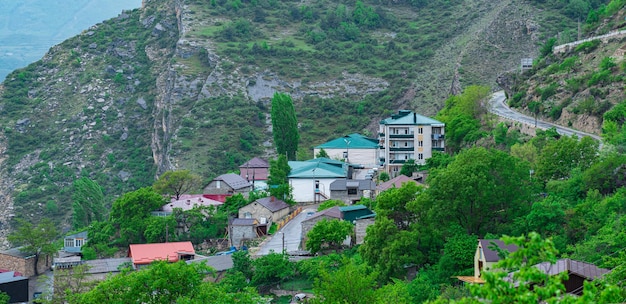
left=413, top=113, right=416, bottom=123
left=271, top=196, right=275, bottom=202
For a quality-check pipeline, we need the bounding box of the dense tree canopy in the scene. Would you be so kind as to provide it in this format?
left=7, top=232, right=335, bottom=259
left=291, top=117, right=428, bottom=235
left=109, top=187, right=167, bottom=245
left=8, top=218, right=59, bottom=276
left=427, top=147, right=532, bottom=236
left=306, top=218, right=353, bottom=254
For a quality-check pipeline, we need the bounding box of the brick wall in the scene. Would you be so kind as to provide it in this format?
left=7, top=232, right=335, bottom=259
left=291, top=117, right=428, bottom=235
left=0, top=252, right=52, bottom=277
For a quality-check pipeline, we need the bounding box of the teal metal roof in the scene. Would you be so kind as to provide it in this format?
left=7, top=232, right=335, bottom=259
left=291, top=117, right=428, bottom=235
left=288, top=160, right=347, bottom=178
left=380, top=110, right=444, bottom=126
left=315, top=133, right=379, bottom=149
left=339, top=204, right=369, bottom=212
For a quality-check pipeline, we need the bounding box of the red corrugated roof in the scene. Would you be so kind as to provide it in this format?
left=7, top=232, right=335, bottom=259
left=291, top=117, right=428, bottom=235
left=128, top=242, right=195, bottom=265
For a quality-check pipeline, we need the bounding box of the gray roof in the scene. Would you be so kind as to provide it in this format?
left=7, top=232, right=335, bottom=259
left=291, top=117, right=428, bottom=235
left=0, top=271, right=28, bottom=284
left=188, top=255, right=234, bottom=272
left=0, top=247, right=34, bottom=259
left=214, top=173, right=251, bottom=190
left=330, top=179, right=376, bottom=191
left=303, top=206, right=343, bottom=222
left=254, top=196, right=290, bottom=212
left=240, top=157, right=269, bottom=168
left=232, top=218, right=257, bottom=226
left=84, top=258, right=132, bottom=274
left=65, top=231, right=88, bottom=239
left=479, top=239, right=518, bottom=262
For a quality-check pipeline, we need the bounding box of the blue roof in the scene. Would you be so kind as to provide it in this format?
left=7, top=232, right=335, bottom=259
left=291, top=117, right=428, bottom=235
left=315, top=133, right=379, bottom=149
left=289, top=160, right=347, bottom=178
left=380, top=110, right=444, bottom=126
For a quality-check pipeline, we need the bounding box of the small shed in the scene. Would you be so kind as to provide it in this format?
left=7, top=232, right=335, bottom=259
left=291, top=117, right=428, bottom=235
left=230, top=218, right=259, bottom=248
left=188, top=255, right=234, bottom=282
left=0, top=271, right=28, bottom=303
left=339, top=205, right=374, bottom=223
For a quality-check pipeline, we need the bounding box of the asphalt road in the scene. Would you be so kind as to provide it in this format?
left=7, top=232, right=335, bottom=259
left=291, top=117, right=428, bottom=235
left=488, top=91, right=602, bottom=141
left=255, top=207, right=317, bottom=255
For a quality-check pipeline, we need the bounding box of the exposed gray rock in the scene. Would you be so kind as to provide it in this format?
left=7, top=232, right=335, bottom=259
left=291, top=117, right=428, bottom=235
left=118, top=170, right=131, bottom=181
left=136, top=97, right=147, bottom=110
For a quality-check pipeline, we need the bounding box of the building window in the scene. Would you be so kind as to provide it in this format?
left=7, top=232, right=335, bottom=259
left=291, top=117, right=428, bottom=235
left=65, top=239, right=74, bottom=248
left=404, top=129, right=408, bottom=134
left=418, top=154, right=423, bottom=160
left=418, top=127, right=423, bottom=134
left=348, top=188, right=358, bottom=195
left=418, top=141, right=423, bottom=147
left=404, top=142, right=408, bottom=147
left=244, top=212, right=252, bottom=218
left=75, top=238, right=84, bottom=247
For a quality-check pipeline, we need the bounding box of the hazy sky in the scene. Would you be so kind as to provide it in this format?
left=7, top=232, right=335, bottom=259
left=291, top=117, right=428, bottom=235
left=0, top=0, right=143, bottom=81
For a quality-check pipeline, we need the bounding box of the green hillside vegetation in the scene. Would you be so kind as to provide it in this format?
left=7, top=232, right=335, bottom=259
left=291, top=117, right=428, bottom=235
left=0, top=0, right=622, bottom=237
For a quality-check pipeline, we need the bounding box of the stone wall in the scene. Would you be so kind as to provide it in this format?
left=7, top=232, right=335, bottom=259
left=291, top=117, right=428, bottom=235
left=355, top=217, right=375, bottom=245
left=0, top=252, right=52, bottom=277
left=238, top=203, right=274, bottom=225
left=231, top=225, right=256, bottom=248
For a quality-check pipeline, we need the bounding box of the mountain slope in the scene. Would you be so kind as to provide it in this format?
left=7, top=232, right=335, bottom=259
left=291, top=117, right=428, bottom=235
left=0, top=0, right=584, bottom=245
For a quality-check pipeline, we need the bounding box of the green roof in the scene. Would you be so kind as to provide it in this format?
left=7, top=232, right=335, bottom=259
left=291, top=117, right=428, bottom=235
left=338, top=204, right=370, bottom=212
left=380, top=110, right=444, bottom=126
left=315, top=133, right=379, bottom=149
left=288, top=160, right=347, bottom=178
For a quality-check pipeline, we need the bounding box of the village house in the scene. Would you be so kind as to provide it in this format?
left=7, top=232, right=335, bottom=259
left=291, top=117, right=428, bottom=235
left=239, top=157, right=270, bottom=190
left=378, top=110, right=445, bottom=177
left=238, top=196, right=290, bottom=228
left=300, top=206, right=343, bottom=246
left=63, top=231, right=88, bottom=255
left=329, top=179, right=376, bottom=205
left=376, top=174, right=420, bottom=195
left=159, top=194, right=223, bottom=214
left=187, top=254, right=234, bottom=282
left=288, top=158, right=348, bottom=203
left=203, top=173, right=252, bottom=195
left=314, top=133, right=379, bottom=168
left=0, top=247, right=52, bottom=278
left=128, top=241, right=195, bottom=269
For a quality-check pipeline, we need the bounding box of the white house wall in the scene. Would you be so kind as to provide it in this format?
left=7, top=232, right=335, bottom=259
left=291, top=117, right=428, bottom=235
left=314, top=148, right=378, bottom=168
left=290, top=178, right=337, bottom=203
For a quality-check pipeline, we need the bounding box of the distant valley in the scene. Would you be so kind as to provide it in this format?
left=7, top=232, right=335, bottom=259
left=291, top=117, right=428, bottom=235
left=0, top=0, right=142, bottom=81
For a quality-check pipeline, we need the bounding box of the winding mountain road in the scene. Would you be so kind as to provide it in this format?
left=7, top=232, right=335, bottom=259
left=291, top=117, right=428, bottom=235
left=488, top=91, right=602, bottom=141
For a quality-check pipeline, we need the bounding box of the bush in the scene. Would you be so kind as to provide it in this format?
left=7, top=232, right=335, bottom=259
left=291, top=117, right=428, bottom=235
left=574, top=39, right=600, bottom=53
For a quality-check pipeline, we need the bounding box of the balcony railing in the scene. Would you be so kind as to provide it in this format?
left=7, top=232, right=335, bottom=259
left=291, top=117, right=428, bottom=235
left=378, top=132, right=385, bottom=137
left=390, top=159, right=407, bottom=164
left=389, top=134, right=415, bottom=138
left=433, top=147, right=445, bottom=151
left=389, top=147, right=415, bottom=151
left=378, top=145, right=385, bottom=149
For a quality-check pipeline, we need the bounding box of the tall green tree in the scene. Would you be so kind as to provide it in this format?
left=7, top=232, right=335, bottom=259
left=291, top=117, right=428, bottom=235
left=72, top=177, right=107, bottom=230
left=153, top=170, right=202, bottom=200
left=268, top=155, right=292, bottom=202
left=271, top=92, right=299, bottom=160
left=535, top=135, right=598, bottom=181
left=8, top=218, right=59, bottom=276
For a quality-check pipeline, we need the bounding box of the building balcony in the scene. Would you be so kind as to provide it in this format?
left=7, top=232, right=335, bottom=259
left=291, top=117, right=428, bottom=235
left=389, top=147, right=415, bottom=151
left=433, top=147, right=445, bottom=152
left=431, top=134, right=445, bottom=140
left=378, top=132, right=385, bottom=137
left=389, top=134, right=415, bottom=138
left=378, top=145, right=385, bottom=149
left=389, top=159, right=407, bottom=164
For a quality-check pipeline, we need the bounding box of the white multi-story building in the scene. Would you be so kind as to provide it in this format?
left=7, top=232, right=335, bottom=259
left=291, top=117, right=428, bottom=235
left=378, top=110, right=445, bottom=176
